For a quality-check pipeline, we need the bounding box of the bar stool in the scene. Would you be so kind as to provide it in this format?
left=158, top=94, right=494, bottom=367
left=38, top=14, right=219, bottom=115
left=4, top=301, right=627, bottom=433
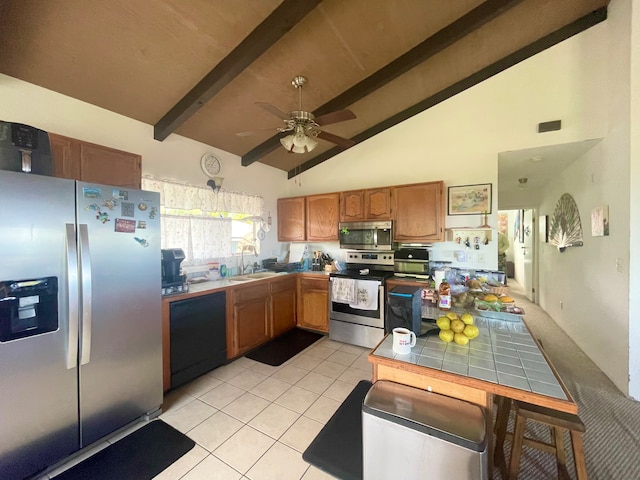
left=507, top=400, right=588, bottom=480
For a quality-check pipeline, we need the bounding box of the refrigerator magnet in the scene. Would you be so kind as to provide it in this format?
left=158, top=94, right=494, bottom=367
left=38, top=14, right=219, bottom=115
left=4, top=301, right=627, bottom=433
left=83, top=187, right=101, bottom=198
left=102, top=199, right=117, bottom=210
left=121, top=202, right=135, bottom=217
left=149, top=207, right=157, bottom=219
left=137, top=220, right=147, bottom=229
left=113, top=189, right=128, bottom=200
left=96, top=212, right=110, bottom=224
left=134, top=237, right=149, bottom=247
left=85, top=203, right=100, bottom=212
left=138, top=202, right=148, bottom=211
left=115, top=218, right=136, bottom=233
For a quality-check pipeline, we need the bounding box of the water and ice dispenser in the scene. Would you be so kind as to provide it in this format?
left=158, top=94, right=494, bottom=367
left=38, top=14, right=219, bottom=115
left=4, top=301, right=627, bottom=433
left=0, top=277, right=58, bottom=342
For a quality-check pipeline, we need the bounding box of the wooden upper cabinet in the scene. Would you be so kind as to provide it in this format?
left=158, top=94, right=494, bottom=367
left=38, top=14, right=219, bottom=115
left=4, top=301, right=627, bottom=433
left=340, top=190, right=365, bottom=221
left=79, top=142, right=141, bottom=189
left=278, top=197, right=306, bottom=242
left=306, top=193, right=339, bottom=241
left=340, top=188, right=391, bottom=222
left=49, top=133, right=80, bottom=180
left=365, top=188, right=391, bottom=220
left=392, top=181, right=444, bottom=242
left=48, top=133, right=141, bottom=188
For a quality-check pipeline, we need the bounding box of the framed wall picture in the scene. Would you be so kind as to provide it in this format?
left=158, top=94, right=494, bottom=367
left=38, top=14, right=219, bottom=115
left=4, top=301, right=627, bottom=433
left=447, top=183, right=492, bottom=215
left=591, top=205, right=609, bottom=236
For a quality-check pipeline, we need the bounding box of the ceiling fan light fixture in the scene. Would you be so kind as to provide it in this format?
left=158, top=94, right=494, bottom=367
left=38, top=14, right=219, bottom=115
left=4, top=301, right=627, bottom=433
left=280, top=128, right=318, bottom=154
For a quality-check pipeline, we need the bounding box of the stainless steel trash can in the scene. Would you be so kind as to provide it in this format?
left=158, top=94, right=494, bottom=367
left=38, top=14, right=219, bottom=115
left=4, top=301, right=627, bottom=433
left=362, top=381, right=488, bottom=480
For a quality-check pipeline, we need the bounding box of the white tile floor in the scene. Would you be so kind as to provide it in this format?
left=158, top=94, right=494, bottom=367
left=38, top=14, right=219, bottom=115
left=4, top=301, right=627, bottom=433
left=45, top=335, right=371, bottom=480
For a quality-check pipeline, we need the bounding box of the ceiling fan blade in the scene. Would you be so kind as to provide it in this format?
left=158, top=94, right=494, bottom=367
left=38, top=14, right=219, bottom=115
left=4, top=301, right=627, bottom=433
left=236, top=127, right=282, bottom=137
left=256, top=102, right=290, bottom=120
left=314, top=109, right=356, bottom=126
left=316, top=130, right=356, bottom=148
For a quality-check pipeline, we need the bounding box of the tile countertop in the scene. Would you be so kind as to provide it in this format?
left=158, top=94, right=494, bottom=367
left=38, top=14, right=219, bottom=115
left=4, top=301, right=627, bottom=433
left=373, top=314, right=568, bottom=401
left=163, top=270, right=330, bottom=299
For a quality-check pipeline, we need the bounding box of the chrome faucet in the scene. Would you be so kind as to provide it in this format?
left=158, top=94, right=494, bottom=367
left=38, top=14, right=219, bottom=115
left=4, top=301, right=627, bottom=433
left=241, top=244, right=258, bottom=274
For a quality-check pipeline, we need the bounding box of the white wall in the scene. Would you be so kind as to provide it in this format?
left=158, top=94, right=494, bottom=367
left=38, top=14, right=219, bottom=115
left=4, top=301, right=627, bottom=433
left=626, top=0, right=640, bottom=398
left=537, top=140, right=629, bottom=391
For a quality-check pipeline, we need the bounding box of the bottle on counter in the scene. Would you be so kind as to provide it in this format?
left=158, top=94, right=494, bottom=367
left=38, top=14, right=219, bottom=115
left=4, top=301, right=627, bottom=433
left=438, top=278, right=452, bottom=311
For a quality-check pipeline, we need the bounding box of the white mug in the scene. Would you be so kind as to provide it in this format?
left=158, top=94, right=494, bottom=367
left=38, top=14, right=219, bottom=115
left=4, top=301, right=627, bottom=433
left=392, top=327, right=416, bottom=355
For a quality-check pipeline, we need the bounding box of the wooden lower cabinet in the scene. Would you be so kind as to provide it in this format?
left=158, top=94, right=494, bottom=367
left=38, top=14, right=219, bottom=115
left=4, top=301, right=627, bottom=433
left=297, top=275, right=330, bottom=332
left=227, top=275, right=298, bottom=359
left=229, top=283, right=271, bottom=358
left=271, top=276, right=297, bottom=337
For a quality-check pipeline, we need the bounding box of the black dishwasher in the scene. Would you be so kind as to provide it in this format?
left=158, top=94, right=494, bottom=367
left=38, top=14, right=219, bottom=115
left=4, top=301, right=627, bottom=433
left=170, top=291, right=226, bottom=389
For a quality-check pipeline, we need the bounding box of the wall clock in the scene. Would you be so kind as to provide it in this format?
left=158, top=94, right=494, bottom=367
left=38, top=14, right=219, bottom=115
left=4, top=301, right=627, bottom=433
left=201, top=153, right=221, bottom=177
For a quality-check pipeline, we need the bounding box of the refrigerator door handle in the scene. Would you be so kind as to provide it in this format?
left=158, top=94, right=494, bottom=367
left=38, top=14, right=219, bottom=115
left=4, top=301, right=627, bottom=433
left=79, top=223, right=92, bottom=365
left=65, top=223, right=79, bottom=370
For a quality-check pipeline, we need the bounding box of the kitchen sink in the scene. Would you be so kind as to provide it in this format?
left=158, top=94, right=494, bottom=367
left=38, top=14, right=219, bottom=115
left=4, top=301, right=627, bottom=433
left=225, top=271, right=286, bottom=283
left=226, top=277, right=252, bottom=282
left=245, top=271, right=283, bottom=279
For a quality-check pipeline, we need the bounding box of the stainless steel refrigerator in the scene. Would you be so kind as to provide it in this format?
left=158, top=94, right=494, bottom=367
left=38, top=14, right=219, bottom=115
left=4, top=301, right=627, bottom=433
left=0, top=170, right=163, bottom=479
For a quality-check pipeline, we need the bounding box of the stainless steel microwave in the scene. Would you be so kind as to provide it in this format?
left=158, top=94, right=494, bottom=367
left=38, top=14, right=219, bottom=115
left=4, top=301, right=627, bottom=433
left=339, top=221, right=393, bottom=250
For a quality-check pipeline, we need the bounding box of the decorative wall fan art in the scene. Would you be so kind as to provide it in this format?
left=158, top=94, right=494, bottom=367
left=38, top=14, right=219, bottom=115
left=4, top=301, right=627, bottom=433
left=549, top=193, right=584, bottom=252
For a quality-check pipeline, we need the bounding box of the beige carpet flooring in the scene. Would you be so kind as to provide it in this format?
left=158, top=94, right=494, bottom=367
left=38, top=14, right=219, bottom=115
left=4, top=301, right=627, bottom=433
left=494, top=281, right=640, bottom=479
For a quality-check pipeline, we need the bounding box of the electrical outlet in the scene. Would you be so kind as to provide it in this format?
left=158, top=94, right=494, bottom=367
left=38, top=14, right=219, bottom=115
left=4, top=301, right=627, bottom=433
left=616, top=258, right=623, bottom=273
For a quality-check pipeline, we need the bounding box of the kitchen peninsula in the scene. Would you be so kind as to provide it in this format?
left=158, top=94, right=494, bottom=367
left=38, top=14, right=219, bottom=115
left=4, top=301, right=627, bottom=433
left=368, top=313, right=578, bottom=477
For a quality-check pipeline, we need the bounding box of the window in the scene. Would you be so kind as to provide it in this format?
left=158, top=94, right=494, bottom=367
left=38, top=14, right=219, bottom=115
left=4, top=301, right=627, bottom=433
left=142, top=177, right=264, bottom=265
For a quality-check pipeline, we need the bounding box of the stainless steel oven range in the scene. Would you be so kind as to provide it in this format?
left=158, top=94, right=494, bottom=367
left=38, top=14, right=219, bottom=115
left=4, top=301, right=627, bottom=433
left=329, top=250, right=395, bottom=348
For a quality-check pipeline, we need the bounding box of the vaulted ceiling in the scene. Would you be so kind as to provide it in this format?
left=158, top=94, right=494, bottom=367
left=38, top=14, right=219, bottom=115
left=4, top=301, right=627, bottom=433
left=0, top=0, right=608, bottom=178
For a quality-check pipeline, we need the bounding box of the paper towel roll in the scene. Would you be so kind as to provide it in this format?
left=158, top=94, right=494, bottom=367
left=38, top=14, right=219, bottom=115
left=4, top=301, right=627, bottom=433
left=434, top=270, right=445, bottom=290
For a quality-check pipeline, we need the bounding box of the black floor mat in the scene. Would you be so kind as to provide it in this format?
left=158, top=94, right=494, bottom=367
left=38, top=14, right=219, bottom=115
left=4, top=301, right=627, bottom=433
left=55, top=420, right=194, bottom=480
left=245, top=328, right=324, bottom=366
left=303, top=380, right=372, bottom=480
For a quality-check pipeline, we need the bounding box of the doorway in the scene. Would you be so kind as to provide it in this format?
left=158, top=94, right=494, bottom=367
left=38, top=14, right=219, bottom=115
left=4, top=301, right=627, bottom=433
left=499, top=208, right=536, bottom=303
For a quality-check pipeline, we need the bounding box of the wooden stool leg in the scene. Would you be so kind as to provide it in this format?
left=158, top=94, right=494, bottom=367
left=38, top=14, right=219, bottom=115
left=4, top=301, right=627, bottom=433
left=508, top=413, right=527, bottom=480
left=552, top=427, right=571, bottom=480
left=493, top=396, right=511, bottom=477
left=570, top=430, right=589, bottom=480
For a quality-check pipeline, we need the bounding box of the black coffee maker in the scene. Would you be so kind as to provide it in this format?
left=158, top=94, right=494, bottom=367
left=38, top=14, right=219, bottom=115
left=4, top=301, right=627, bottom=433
left=161, top=248, right=186, bottom=295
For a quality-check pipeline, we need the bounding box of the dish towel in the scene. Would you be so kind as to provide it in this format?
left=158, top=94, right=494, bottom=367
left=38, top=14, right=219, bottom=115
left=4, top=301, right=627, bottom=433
left=331, top=277, right=356, bottom=304
left=349, top=280, right=379, bottom=310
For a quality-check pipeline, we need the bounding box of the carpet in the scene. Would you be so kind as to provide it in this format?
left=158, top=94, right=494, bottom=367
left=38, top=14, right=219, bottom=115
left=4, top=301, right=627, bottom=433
left=55, top=420, right=195, bottom=480
left=303, top=380, right=372, bottom=480
left=245, top=328, right=324, bottom=366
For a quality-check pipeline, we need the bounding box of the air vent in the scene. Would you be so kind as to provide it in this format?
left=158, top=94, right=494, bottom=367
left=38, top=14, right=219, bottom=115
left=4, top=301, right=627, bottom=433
left=538, top=120, right=561, bottom=133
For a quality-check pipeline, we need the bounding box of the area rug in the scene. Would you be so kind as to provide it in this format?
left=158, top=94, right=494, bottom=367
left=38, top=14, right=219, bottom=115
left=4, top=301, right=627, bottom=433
left=303, top=380, right=372, bottom=480
left=55, top=420, right=195, bottom=480
left=245, top=327, right=324, bottom=366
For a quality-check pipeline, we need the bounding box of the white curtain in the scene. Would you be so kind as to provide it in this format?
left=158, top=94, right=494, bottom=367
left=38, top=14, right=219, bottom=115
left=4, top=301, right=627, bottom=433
left=142, top=177, right=262, bottom=262
left=142, top=177, right=263, bottom=216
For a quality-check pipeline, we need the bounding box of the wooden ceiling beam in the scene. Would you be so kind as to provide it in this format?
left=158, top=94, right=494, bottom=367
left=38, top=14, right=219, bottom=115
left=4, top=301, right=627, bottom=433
left=153, top=0, right=322, bottom=142
left=241, top=0, right=524, bottom=167
left=287, top=7, right=608, bottom=179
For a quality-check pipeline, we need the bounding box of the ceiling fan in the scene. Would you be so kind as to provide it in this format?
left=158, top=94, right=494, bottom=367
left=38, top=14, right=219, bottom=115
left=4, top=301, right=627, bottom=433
left=236, top=75, right=357, bottom=153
